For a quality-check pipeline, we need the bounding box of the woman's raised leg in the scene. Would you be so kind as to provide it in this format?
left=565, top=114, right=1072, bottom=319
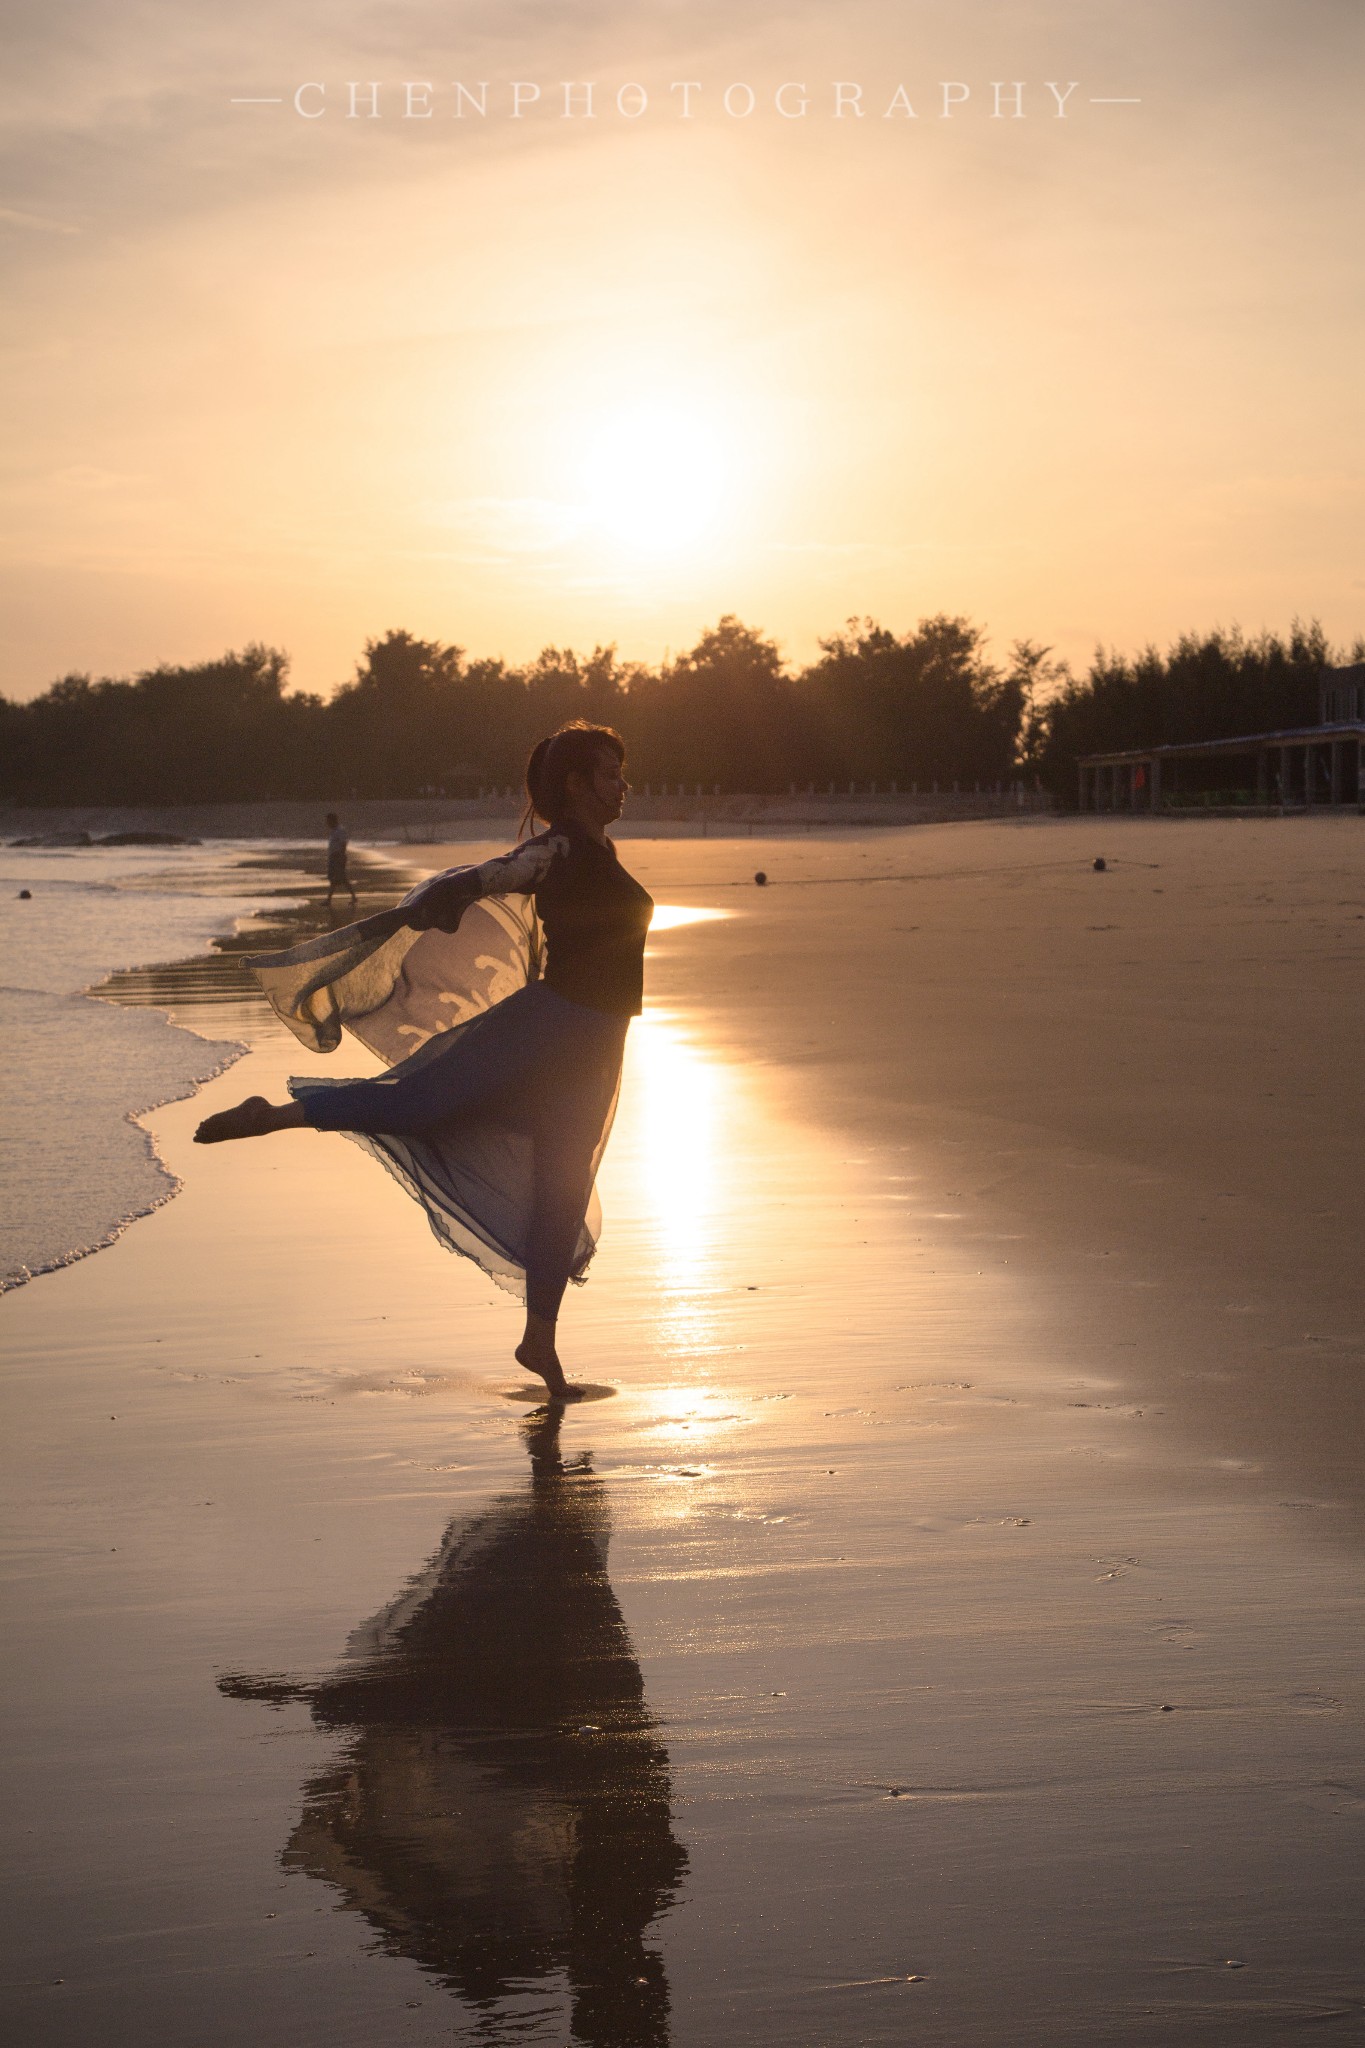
left=194, top=1097, right=307, bottom=1143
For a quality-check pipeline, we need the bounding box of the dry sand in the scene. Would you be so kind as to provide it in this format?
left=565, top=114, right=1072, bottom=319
left=2, top=815, right=1363, bottom=2047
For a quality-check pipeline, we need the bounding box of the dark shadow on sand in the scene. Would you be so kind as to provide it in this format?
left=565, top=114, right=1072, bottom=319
left=220, top=1407, right=687, bottom=2045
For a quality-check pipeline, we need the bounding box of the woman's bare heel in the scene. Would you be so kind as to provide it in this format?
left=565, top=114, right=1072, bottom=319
left=515, top=1332, right=573, bottom=1401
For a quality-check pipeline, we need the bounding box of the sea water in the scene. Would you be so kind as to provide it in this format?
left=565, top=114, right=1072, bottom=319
left=0, top=843, right=294, bottom=1290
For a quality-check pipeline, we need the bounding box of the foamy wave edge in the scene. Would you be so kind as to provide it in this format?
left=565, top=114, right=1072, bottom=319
left=0, top=1030, right=248, bottom=1293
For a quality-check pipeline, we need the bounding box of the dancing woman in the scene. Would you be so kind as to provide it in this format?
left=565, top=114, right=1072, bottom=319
left=195, top=724, right=652, bottom=1399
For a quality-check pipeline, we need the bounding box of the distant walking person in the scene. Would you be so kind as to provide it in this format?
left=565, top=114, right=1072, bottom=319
left=195, top=726, right=652, bottom=1400
left=325, top=812, right=357, bottom=907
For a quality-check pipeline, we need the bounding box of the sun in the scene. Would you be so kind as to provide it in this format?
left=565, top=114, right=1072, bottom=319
left=579, top=400, right=728, bottom=553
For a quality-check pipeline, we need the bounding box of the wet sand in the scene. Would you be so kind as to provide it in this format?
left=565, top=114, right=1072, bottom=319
left=3, top=817, right=1363, bottom=2046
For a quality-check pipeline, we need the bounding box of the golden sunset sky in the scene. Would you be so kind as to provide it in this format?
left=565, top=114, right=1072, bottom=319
left=1, top=0, right=1360, bottom=698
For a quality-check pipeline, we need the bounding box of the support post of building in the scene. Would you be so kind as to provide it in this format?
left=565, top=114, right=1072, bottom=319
left=1078, top=762, right=1087, bottom=811
left=1280, top=745, right=1291, bottom=810
left=1150, top=756, right=1162, bottom=812
left=1256, top=751, right=1268, bottom=805
left=1304, top=743, right=1315, bottom=807
left=1330, top=739, right=1342, bottom=806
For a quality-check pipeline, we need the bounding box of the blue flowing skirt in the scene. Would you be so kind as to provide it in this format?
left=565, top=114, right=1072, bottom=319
left=289, top=982, right=629, bottom=1306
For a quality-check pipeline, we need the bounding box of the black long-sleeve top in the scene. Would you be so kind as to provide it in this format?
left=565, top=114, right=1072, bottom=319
left=404, top=820, right=654, bottom=1017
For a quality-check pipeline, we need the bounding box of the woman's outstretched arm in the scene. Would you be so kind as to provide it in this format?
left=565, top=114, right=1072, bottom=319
left=401, top=833, right=567, bottom=933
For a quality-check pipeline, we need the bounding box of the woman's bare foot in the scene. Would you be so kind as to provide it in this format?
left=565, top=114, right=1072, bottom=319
left=515, top=1336, right=574, bottom=1401
left=194, top=1096, right=302, bottom=1144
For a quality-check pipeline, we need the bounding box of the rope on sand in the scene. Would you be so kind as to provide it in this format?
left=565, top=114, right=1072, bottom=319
left=650, top=855, right=1163, bottom=889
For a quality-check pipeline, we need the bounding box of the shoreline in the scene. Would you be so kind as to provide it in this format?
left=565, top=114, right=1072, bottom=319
left=1, top=840, right=420, bottom=1297
left=2, top=790, right=1051, bottom=842
left=0, top=1023, right=245, bottom=1297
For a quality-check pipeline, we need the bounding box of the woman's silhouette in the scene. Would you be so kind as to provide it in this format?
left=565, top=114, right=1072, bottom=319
left=220, top=1407, right=687, bottom=2046
left=195, top=725, right=652, bottom=1397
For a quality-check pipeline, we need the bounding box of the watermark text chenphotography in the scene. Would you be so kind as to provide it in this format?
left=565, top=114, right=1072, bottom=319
left=229, top=78, right=1141, bottom=123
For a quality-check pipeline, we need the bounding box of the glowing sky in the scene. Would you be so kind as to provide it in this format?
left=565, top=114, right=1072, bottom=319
left=1, top=0, right=1360, bottom=697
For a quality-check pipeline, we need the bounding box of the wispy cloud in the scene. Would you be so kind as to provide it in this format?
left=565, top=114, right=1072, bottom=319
left=0, top=204, right=78, bottom=233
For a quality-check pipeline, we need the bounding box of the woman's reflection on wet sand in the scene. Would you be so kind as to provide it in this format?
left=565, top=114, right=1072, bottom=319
left=221, top=1408, right=687, bottom=2045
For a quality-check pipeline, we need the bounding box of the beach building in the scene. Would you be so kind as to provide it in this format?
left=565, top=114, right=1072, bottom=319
left=1078, top=663, right=1365, bottom=813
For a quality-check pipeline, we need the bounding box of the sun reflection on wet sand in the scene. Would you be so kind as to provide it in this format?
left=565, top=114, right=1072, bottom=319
left=616, top=1000, right=730, bottom=1359
left=645, top=906, right=730, bottom=935
left=640, top=1386, right=754, bottom=1455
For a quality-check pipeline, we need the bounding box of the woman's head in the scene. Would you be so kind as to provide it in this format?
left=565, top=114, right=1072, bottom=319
left=524, top=722, right=627, bottom=830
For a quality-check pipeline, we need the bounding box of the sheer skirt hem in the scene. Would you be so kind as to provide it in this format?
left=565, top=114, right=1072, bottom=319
left=289, top=1091, right=537, bottom=1303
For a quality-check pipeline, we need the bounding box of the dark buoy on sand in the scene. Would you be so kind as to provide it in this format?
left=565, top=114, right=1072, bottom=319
left=754, top=870, right=768, bottom=887
left=1093, top=857, right=1107, bottom=872
left=17, top=888, right=31, bottom=899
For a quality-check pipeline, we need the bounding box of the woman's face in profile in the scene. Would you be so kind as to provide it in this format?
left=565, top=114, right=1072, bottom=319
left=589, top=749, right=628, bottom=821
left=560, top=745, right=628, bottom=828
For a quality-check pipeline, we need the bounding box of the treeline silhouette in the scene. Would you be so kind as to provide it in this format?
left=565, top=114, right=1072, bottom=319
left=1027, top=621, right=1358, bottom=795
left=1, top=615, right=1353, bottom=809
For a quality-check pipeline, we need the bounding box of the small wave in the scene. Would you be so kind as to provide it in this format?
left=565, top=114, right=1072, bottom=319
left=0, top=844, right=277, bottom=1292
left=1, top=838, right=413, bottom=1293
left=0, top=985, right=246, bottom=1293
